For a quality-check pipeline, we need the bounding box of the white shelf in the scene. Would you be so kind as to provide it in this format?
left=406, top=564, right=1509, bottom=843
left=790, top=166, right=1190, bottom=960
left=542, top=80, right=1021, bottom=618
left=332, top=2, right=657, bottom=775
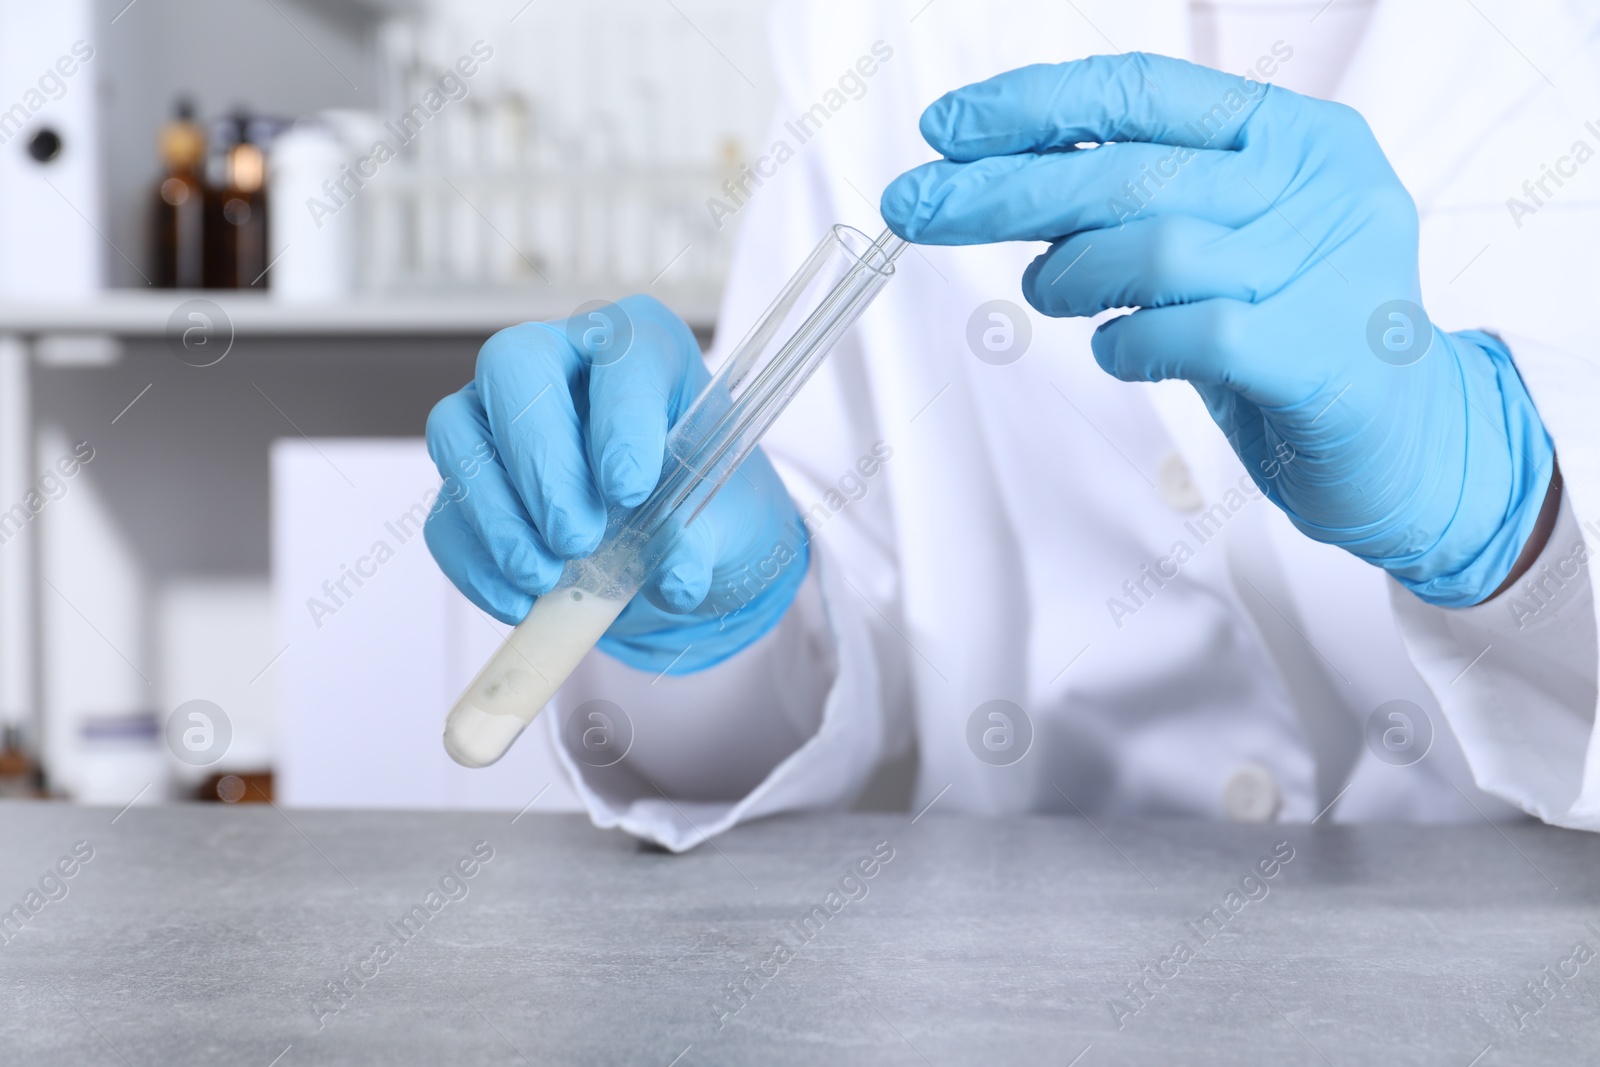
left=0, top=287, right=721, bottom=338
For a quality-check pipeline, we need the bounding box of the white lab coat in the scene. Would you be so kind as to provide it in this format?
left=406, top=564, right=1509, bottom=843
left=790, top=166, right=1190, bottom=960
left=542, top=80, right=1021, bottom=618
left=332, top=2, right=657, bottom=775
left=545, top=0, right=1600, bottom=850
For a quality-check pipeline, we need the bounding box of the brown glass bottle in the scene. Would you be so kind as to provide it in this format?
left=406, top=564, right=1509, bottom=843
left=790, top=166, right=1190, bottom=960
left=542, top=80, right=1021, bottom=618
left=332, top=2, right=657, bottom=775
left=0, top=725, right=42, bottom=798
left=151, top=98, right=206, bottom=289
left=205, top=113, right=269, bottom=289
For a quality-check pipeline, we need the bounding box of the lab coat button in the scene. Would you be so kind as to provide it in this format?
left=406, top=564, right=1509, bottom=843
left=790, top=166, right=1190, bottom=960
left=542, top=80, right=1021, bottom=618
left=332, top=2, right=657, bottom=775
left=1157, top=452, right=1204, bottom=512
left=1223, top=764, right=1281, bottom=823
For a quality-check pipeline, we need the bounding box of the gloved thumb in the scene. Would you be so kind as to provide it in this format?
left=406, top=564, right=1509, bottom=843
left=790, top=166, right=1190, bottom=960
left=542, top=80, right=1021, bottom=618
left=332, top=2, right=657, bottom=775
left=639, top=520, right=717, bottom=615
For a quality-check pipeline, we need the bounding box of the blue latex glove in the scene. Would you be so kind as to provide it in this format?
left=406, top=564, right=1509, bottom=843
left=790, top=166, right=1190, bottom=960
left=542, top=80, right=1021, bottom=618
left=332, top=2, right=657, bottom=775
left=882, top=54, right=1554, bottom=606
left=424, top=295, right=808, bottom=673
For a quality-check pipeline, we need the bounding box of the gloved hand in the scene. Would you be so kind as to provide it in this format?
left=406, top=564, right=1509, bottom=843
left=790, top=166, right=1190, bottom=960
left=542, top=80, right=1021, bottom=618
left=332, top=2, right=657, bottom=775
left=881, top=54, right=1554, bottom=606
left=424, top=294, right=809, bottom=673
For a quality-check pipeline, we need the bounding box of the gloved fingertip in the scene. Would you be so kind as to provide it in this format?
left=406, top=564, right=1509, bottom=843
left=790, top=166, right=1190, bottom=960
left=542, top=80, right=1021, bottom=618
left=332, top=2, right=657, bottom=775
left=1019, top=254, right=1051, bottom=316
left=1088, top=318, right=1124, bottom=377
left=658, top=570, right=709, bottom=614
left=1020, top=250, right=1045, bottom=288
left=457, top=555, right=535, bottom=624
left=599, top=442, right=652, bottom=508
left=918, top=94, right=958, bottom=155
left=506, top=539, right=561, bottom=596
left=542, top=505, right=604, bottom=559
left=647, top=556, right=712, bottom=615
left=486, top=590, right=534, bottom=626
left=879, top=173, right=929, bottom=243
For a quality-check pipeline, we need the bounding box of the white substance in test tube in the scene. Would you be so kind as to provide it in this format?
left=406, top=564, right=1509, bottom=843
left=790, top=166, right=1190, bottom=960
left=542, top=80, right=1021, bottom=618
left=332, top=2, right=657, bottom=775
left=442, top=588, right=628, bottom=768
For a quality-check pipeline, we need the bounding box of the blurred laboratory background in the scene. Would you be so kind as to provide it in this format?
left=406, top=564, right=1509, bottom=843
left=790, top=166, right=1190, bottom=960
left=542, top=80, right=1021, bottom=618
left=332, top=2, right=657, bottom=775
left=0, top=0, right=775, bottom=810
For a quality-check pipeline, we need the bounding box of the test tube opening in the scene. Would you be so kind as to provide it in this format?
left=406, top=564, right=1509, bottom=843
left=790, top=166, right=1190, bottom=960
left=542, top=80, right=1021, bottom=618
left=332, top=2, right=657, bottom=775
left=830, top=223, right=906, bottom=279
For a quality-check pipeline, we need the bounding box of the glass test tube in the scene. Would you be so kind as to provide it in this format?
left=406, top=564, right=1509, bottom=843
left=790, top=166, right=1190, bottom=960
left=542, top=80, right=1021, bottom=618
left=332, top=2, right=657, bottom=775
left=443, top=224, right=908, bottom=767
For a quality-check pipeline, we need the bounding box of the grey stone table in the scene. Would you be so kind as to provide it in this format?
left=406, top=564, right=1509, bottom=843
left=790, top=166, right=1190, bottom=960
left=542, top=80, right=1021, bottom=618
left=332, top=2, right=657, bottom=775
left=1, top=803, right=1598, bottom=1066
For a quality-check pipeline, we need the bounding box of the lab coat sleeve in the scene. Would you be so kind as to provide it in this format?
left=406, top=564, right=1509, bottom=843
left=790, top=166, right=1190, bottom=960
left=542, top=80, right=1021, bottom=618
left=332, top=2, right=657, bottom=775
left=1392, top=451, right=1600, bottom=829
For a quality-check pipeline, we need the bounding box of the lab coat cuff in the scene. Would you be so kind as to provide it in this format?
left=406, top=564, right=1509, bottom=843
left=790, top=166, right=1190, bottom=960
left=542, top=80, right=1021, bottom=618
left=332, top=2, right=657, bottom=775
left=1390, top=488, right=1600, bottom=827
left=551, top=544, right=885, bottom=852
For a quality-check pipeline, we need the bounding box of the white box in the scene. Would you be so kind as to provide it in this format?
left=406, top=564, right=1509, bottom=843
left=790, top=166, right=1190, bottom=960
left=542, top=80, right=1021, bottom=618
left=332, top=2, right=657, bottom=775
left=271, top=437, right=577, bottom=811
